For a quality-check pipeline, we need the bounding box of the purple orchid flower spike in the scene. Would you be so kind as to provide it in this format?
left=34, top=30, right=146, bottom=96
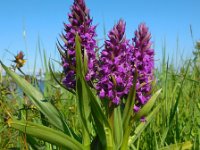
left=59, top=0, right=97, bottom=90
left=96, top=19, right=133, bottom=105
left=131, top=23, right=155, bottom=112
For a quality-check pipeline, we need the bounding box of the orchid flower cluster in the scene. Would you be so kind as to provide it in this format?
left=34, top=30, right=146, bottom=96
left=59, top=0, right=154, bottom=111
left=60, top=0, right=97, bottom=90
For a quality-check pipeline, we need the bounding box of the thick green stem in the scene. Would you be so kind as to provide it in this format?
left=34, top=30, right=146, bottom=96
left=108, top=105, right=115, bottom=132
left=120, top=126, right=132, bottom=150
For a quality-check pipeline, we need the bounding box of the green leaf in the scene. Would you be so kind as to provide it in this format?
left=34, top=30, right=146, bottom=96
left=8, top=119, right=83, bottom=150
left=133, top=89, right=162, bottom=120
left=0, top=61, right=73, bottom=136
left=75, top=34, right=91, bottom=149
left=114, top=107, right=123, bottom=150
left=159, top=141, right=192, bottom=150
left=121, top=73, right=137, bottom=150
left=75, top=34, right=84, bottom=76
left=83, top=82, right=113, bottom=149
left=122, top=72, right=137, bottom=130
left=76, top=77, right=91, bottom=148
left=121, top=89, right=161, bottom=150
left=128, top=104, right=161, bottom=146
left=89, top=89, right=113, bottom=149
left=75, top=34, right=113, bottom=149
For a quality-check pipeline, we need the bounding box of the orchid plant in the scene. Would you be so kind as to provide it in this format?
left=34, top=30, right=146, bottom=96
left=0, top=0, right=161, bottom=149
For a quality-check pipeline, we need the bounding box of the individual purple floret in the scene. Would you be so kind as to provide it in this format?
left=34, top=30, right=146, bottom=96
left=131, top=23, right=154, bottom=112
left=96, top=20, right=133, bottom=105
left=59, top=0, right=97, bottom=90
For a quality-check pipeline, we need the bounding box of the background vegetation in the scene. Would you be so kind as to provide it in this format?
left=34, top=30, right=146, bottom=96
left=0, top=37, right=200, bottom=150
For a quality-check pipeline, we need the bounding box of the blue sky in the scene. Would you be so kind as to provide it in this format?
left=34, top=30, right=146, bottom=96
left=0, top=0, right=200, bottom=73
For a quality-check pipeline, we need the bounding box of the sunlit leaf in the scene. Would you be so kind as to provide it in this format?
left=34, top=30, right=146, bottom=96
left=128, top=104, right=161, bottom=146
left=8, top=119, right=83, bottom=150
left=133, top=89, right=162, bottom=120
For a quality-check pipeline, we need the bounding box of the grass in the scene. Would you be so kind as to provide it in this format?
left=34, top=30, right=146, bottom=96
left=0, top=38, right=200, bottom=150
left=131, top=43, right=200, bottom=149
